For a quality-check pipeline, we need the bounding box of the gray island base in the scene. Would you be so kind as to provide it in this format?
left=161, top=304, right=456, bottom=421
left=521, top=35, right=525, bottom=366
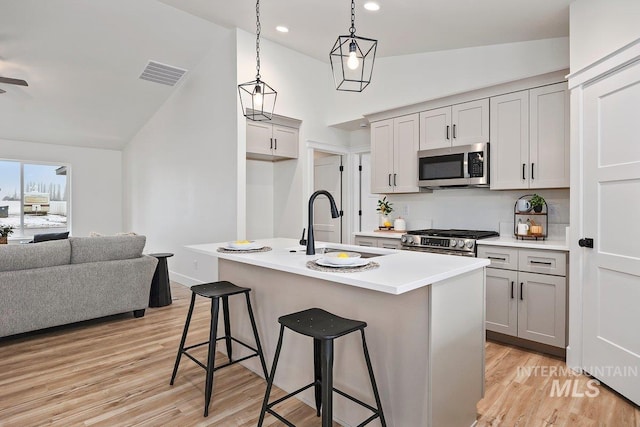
left=187, top=238, right=488, bottom=427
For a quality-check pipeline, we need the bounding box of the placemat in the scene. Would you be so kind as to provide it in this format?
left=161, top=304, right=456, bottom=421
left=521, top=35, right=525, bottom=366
left=217, top=246, right=272, bottom=254
left=306, top=260, right=380, bottom=273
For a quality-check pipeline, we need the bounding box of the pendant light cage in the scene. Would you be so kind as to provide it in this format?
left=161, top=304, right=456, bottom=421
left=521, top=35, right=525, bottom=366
left=329, top=0, right=377, bottom=92
left=238, top=0, right=277, bottom=121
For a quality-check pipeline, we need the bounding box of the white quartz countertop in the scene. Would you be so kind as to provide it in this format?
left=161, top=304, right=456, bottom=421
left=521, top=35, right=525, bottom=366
left=186, top=238, right=489, bottom=295
left=353, top=231, right=405, bottom=239
left=477, top=235, right=569, bottom=251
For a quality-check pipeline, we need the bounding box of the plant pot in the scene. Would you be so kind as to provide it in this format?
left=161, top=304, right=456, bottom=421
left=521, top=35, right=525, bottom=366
left=379, top=215, right=391, bottom=228
left=533, top=205, right=543, bottom=213
left=0, top=237, right=7, bottom=244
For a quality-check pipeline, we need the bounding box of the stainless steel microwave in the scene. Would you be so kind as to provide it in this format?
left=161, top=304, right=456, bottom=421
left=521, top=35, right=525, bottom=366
left=418, top=143, right=489, bottom=188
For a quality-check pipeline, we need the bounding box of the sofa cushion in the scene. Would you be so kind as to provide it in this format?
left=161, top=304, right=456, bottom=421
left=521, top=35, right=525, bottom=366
left=69, top=235, right=146, bottom=264
left=0, top=240, right=71, bottom=272
left=34, top=231, right=70, bottom=243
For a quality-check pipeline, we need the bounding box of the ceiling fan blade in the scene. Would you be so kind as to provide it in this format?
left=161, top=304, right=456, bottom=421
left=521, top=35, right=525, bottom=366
left=0, top=76, right=28, bottom=86
left=0, top=88, right=5, bottom=94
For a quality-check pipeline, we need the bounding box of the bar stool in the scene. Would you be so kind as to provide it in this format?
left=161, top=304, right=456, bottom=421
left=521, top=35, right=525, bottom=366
left=169, top=281, right=268, bottom=417
left=258, top=308, right=386, bottom=427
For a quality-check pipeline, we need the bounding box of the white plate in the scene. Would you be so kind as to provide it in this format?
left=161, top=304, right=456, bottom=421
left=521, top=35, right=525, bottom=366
left=225, top=241, right=263, bottom=250
left=316, top=258, right=369, bottom=268
left=321, top=251, right=362, bottom=265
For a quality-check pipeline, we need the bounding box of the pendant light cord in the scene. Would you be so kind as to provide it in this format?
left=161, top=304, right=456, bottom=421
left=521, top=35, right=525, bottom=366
left=349, top=0, right=356, bottom=37
left=256, top=0, right=261, bottom=81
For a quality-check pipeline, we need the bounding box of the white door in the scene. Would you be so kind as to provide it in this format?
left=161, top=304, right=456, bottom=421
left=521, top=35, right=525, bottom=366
left=529, top=83, right=569, bottom=189
left=419, top=106, right=451, bottom=150
left=313, top=154, right=342, bottom=244
left=393, top=113, right=420, bottom=193
left=485, top=268, right=518, bottom=336
left=517, top=272, right=566, bottom=347
left=490, top=90, right=529, bottom=190
left=370, top=119, right=394, bottom=193
left=582, top=59, right=640, bottom=405
left=451, top=99, right=489, bottom=146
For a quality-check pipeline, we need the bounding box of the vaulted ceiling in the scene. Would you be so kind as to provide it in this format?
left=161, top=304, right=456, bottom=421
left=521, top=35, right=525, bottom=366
left=0, top=0, right=571, bottom=150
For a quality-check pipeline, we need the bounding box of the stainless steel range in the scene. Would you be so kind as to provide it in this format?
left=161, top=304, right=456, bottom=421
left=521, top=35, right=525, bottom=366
left=400, top=229, right=499, bottom=257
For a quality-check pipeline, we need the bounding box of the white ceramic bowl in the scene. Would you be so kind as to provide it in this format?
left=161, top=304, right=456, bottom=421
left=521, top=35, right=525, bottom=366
left=321, top=251, right=362, bottom=265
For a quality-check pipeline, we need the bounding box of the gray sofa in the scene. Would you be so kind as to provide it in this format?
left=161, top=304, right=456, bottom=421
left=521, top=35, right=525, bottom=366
left=0, top=235, right=158, bottom=338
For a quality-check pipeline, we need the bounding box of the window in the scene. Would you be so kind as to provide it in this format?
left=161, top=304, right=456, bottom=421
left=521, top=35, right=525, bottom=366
left=0, top=160, right=70, bottom=238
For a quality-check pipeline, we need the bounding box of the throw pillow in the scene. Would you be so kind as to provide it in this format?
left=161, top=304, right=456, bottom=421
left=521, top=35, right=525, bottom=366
left=33, top=231, right=70, bottom=243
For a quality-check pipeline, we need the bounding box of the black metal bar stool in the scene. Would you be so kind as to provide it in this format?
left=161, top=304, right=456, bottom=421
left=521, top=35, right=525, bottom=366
left=258, top=308, right=386, bottom=427
left=169, top=281, right=268, bottom=417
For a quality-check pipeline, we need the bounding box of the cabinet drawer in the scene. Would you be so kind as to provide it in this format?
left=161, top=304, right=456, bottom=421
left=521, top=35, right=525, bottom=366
left=477, top=246, right=519, bottom=270
left=377, top=238, right=401, bottom=250
left=518, top=250, right=567, bottom=277
left=354, top=237, right=377, bottom=247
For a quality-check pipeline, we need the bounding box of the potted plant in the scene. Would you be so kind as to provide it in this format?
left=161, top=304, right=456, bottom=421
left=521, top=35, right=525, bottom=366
left=530, top=194, right=546, bottom=213
left=0, top=225, right=14, bottom=244
left=376, top=196, right=394, bottom=228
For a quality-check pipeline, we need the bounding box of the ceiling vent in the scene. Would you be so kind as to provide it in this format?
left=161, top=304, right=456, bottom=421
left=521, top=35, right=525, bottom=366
left=139, top=60, right=187, bottom=86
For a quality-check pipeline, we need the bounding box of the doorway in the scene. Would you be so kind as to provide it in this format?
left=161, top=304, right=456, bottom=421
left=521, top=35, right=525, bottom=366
left=313, top=152, right=343, bottom=243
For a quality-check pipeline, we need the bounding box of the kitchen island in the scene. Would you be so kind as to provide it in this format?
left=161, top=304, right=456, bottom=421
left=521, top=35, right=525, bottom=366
left=186, top=238, right=489, bottom=427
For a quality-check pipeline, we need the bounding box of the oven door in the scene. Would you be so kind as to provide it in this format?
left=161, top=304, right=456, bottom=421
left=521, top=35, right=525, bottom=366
left=418, top=143, right=489, bottom=188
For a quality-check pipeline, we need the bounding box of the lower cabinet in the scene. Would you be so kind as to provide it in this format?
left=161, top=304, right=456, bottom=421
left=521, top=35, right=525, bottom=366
left=479, top=246, right=567, bottom=348
left=354, top=236, right=402, bottom=249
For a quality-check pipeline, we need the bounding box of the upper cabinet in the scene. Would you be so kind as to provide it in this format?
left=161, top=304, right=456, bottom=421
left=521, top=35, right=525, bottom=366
left=246, top=115, right=301, bottom=161
left=371, top=114, right=420, bottom=194
left=490, top=82, right=569, bottom=190
left=419, top=99, right=489, bottom=150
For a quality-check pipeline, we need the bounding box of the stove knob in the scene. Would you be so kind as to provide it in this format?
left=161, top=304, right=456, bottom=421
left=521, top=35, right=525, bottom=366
left=401, top=235, right=408, bottom=244
left=457, top=239, right=465, bottom=248
left=466, top=240, right=474, bottom=249
left=449, top=240, right=456, bottom=247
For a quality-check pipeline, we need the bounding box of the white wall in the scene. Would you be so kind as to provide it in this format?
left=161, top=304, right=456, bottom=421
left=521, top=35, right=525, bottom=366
left=570, top=0, right=640, bottom=72
left=328, top=37, right=570, bottom=125
left=383, top=189, right=569, bottom=237
left=123, top=25, right=237, bottom=286
left=0, top=138, right=122, bottom=237
left=237, top=29, right=351, bottom=239
left=246, top=159, right=274, bottom=239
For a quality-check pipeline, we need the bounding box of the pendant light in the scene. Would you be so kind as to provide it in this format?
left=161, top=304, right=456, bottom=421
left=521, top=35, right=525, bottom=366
left=329, top=0, right=378, bottom=92
left=238, top=0, right=277, bottom=121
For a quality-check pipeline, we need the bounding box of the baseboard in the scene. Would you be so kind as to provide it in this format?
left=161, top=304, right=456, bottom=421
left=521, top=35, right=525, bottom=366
left=168, top=270, right=203, bottom=287
left=486, top=331, right=566, bottom=359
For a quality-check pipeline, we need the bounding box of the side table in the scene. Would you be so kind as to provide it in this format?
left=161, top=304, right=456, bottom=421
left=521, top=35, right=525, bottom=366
left=149, top=253, right=174, bottom=307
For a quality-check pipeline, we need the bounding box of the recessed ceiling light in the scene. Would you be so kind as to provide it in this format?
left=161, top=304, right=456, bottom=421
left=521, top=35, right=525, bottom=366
left=276, top=26, right=289, bottom=33
left=363, top=2, right=380, bottom=11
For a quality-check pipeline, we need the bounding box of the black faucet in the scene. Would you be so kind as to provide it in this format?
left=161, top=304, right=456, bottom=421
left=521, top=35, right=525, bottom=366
left=306, top=190, right=340, bottom=255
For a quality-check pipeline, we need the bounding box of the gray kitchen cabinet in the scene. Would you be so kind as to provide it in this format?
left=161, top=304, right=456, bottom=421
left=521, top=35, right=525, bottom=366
left=419, top=99, right=489, bottom=150
left=246, top=120, right=299, bottom=161
left=354, top=236, right=402, bottom=249
left=490, top=82, right=569, bottom=189
left=479, top=246, right=567, bottom=348
left=370, top=114, right=419, bottom=194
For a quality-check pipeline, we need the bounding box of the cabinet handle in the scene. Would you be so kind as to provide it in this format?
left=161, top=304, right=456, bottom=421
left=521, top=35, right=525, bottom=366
left=446, top=125, right=450, bottom=140
left=530, top=260, right=552, bottom=266
left=520, top=282, right=524, bottom=300
left=453, top=124, right=457, bottom=139
left=388, top=174, right=392, bottom=186
left=270, top=138, right=273, bottom=149
left=488, top=256, right=506, bottom=261
left=531, top=163, right=535, bottom=180
left=522, top=163, right=526, bottom=180
left=274, top=138, right=277, bottom=150
left=511, top=281, right=514, bottom=299
left=393, top=173, right=397, bottom=186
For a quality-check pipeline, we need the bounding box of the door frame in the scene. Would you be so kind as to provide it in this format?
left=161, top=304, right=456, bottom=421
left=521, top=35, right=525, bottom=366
left=306, top=141, right=369, bottom=245
left=566, top=38, right=640, bottom=370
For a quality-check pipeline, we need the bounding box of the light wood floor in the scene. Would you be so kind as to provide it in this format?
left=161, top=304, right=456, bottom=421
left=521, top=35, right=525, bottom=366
left=1, top=283, right=638, bottom=426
